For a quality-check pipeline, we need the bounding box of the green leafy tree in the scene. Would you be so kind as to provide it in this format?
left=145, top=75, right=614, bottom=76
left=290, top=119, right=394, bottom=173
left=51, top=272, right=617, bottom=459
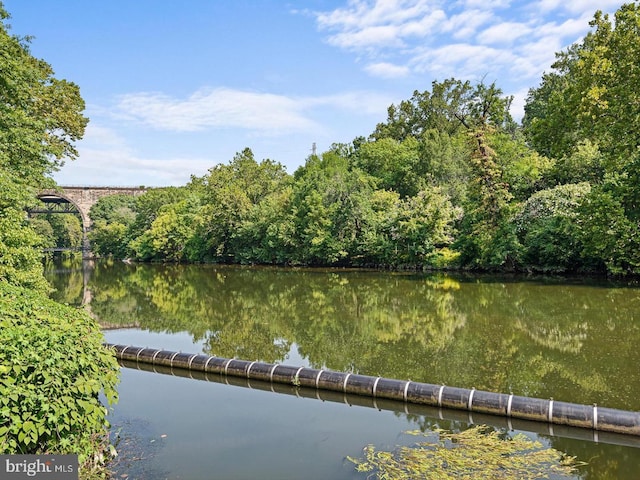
left=523, top=3, right=640, bottom=216
left=0, top=172, right=49, bottom=292
left=130, top=197, right=202, bottom=262
left=351, top=137, right=425, bottom=197
left=0, top=3, right=87, bottom=290
left=515, top=183, right=591, bottom=271
left=372, top=78, right=483, bottom=141
left=90, top=194, right=137, bottom=225
left=47, top=214, right=83, bottom=249
left=28, top=216, right=55, bottom=250
left=547, top=139, right=604, bottom=186
left=449, top=82, right=519, bottom=269
left=392, top=188, right=462, bottom=266
left=0, top=3, right=118, bottom=474
left=193, top=148, right=290, bottom=261
left=417, top=129, right=470, bottom=205
left=576, top=189, right=640, bottom=274
left=0, top=7, right=87, bottom=186
left=291, top=152, right=379, bottom=265
left=234, top=186, right=297, bottom=264
left=89, top=194, right=138, bottom=258
left=523, top=3, right=640, bottom=273
left=491, top=131, right=554, bottom=201
left=128, top=186, right=188, bottom=241
left=351, top=189, right=400, bottom=266
left=89, top=221, right=130, bottom=258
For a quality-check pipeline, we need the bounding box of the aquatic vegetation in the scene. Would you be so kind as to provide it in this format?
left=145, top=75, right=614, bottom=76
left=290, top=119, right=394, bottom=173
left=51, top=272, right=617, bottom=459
left=348, top=425, right=582, bottom=479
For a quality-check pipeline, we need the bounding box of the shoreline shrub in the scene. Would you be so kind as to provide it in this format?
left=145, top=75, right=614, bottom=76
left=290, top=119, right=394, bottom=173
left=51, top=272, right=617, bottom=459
left=0, top=281, right=119, bottom=476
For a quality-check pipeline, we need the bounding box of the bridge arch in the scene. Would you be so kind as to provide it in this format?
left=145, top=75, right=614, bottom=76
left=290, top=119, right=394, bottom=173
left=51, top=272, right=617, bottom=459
left=34, top=186, right=147, bottom=256
left=36, top=191, right=90, bottom=233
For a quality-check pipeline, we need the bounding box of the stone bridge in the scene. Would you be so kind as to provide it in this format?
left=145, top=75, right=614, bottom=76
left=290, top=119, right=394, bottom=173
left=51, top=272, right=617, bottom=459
left=35, top=186, right=147, bottom=254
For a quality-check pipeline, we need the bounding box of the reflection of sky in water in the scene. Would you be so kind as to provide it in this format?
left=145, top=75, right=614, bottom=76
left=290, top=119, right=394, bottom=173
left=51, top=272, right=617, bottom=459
left=103, top=328, right=310, bottom=366
left=104, top=329, right=207, bottom=354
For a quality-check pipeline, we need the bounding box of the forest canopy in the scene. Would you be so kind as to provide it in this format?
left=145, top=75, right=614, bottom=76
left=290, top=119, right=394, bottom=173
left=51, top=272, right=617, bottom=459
left=88, top=3, right=640, bottom=275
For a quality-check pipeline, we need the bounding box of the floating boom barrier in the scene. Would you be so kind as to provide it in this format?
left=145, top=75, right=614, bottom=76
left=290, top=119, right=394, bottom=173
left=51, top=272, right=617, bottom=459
left=107, top=344, right=640, bottom=438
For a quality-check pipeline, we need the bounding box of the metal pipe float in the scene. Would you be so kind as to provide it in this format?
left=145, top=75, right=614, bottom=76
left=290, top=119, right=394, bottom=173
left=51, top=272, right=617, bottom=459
left=118, top=356, right=640, bottom=449
left=106, top=343, right=640, bottom=437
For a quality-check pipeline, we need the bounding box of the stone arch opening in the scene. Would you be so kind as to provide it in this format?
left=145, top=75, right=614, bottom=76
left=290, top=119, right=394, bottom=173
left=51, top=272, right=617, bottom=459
left=34, top=192, right=90, bottom=253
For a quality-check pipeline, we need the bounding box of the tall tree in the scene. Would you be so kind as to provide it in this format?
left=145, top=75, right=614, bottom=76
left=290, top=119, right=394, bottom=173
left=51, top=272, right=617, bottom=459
left=0, top=6, right=87, bottom=186
left=193, top=148, right=290, bottom=261
left=523, top=3, right=640, bottom=213
left=523, top=3, right=640, bottom=273
left=0, top=5, right=87, bottom=290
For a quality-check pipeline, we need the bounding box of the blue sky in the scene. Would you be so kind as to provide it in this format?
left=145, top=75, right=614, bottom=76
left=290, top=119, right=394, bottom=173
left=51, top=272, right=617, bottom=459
left=3, top=0, right=625, bottom=187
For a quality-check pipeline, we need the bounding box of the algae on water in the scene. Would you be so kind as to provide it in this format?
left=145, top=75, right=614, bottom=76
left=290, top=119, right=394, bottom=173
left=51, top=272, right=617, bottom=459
left=348, top=425, right=583, bottom=480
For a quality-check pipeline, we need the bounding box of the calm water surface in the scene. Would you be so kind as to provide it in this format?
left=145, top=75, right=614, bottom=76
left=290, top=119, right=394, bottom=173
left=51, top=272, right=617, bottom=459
left=46, top=258, right=640, bottom=479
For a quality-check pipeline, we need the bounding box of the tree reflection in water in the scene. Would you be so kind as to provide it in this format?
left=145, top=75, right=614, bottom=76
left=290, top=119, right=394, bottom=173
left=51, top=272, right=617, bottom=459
left=47, top=259, right=640, bottom=411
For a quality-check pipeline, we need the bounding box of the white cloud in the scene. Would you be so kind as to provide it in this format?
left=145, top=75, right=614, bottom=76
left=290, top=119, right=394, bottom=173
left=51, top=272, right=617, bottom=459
left=440, top=9, right=495, bottom=40
left=114, top=87, right=395, bottom=135
left=460, top=0, right=511, bottom=8
left=364, top=62, right=411, bottom=78
left=411, top=43, right=516, bottom=81
left=535, top=0, right=623, bottom=15
left=312, top=0, right=617, bottom=95
left=327, top=24, right=407, bottom=49
left=508, top=86, right=531, bottom=121
left=115, top=88, right=319, bottom=134
left=315, top=0, right=446, bottom=52
left=316, top=0, right=437, bottom=30
left=81, top=123, right=127, bottom=148
left=55, top=130, right=214, bottom=187
left=477, top=21, right=533, bottom=45
left=307, top=91, right=397, bottom=115
left=55, top=86, right=400, bottom=187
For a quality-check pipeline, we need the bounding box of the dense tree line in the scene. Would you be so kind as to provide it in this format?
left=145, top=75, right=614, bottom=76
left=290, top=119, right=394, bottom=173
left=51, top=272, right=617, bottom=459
left=90, top=3, right=640, bottom=275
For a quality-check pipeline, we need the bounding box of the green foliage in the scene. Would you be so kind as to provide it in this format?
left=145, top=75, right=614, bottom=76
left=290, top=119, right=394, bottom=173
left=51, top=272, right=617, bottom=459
left=0, top=5, right=119, bottom=476
left=348, top=426, right=581, bottom=479
left=491, top=131, right=554, bottom=201
left=392, top=188, right=462, bottom=266
left=352, top=137, right=425, bottom=197
left=0, top=2, right=87, bottom=289
left=28, top=217, right=55, bottom=249
left=128, top=187, right=188, bottom=241
left=291, top=152, right=376, bottom=264
left=234, top=186, right=297, bottom=264
left=515, top=183, right=591, bottom=271
left=417, top=129, right=470, bottom=205
left=28, top=214, right=83, bottom=250
left=576, top=188, right=640, bottom=274
left=0, top=281, right=119, bottom=474
left=372, top=78, right=513, bottom=142
left=89, top=221, right=130, bottom=259
left=0, top=6, right=87, bottom=184
left=0, top=171, right=49, bottom=293
left=130, top=198, right=201, bottom=262
left=548, top=139, right=604, bottom=186
left=49, top=214, right=83, bottom=249
left=524, top=3, right=640, bottom=218
left=90, top=194, right=137, bottom=225
left=89, top=194, right=138, bottom=258
left=87, top=20, right=640, bottom=274
left=192, top=148, right=290, bottom=262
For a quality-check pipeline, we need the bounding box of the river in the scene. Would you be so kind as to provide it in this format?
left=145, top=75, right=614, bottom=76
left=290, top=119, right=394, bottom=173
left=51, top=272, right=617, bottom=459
left=45, top=257, right=640, bottom=479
